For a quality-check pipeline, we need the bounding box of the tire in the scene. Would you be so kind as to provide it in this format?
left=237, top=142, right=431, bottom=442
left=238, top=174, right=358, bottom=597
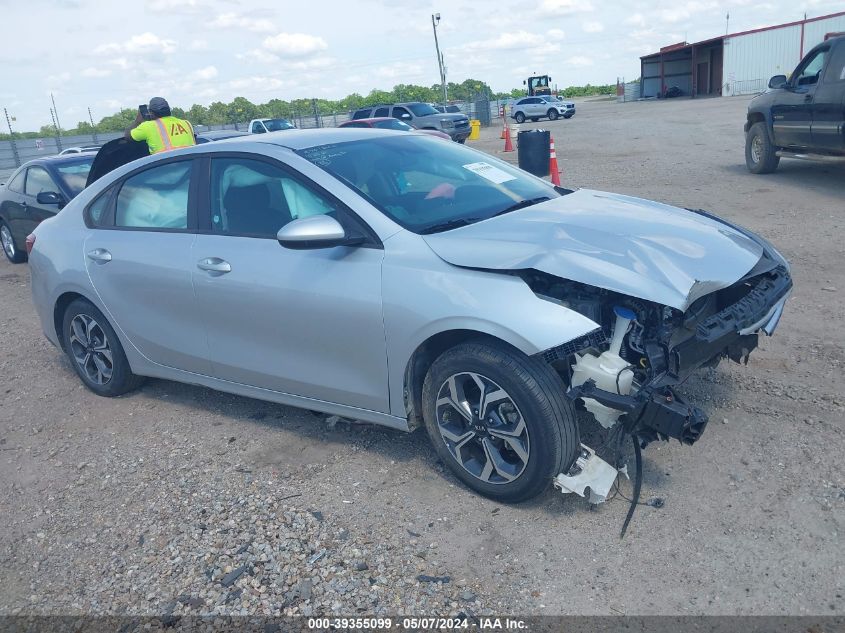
left=548, top=109, right=559, bottom=121
left=457, top=138, right=466, bottom=144
left=530, top=117, right=539, bottom=122
left=422, top=340, right=579, bottom=503
left=62, top=298, right=145, bottom=397
left=1, top=220, right=26, bottom=264
left=514, top=112, right=526, bottom=124
left=745, top=121, right=779, bottom=174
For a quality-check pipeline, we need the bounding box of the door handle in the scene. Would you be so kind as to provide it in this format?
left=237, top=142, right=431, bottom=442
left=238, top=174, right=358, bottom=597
left=86, top=248, right=112, bottom=264
left=804, top=94, right=813, bottom=103
left=21, top=201, right=28, bottom=210
left=197, top=257, right=231, bottom=274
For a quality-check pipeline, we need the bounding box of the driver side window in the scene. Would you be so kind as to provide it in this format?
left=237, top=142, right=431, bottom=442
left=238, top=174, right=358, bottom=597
left=796, top=49, right=828, bottom=86
left=25, top=167, right=57, bottom=197
left=210, top=157, right=337, bottom=238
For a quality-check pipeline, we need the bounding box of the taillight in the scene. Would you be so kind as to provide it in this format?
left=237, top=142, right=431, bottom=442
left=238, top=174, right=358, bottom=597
left=25, top=233, right=35, bottom=255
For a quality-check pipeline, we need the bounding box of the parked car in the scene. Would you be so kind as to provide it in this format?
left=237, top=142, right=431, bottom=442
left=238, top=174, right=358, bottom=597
left=511, top=96, right=574, bottom=123
left=1, top=154, right=94, bottom=263
left=542, top=95, right=576, bottom=118
left=196, top=130, right=250, bottom=144
left=58, top=145, right=102, bottom=155
left=28, top=130, right=791, bottom=503
left=249, top=118, right=296, bottom=134
left=350, top=102, right=470, bottom=142
left=745, top=35, right=845, bottom=173
left=338, top=117, right=451, bottom=140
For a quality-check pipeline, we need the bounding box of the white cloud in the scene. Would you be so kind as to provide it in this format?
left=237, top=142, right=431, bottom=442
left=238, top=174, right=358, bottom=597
left=81, top=67, right=112, bottom=78
left=626, top=13, right=647, bottom=27
left=547, top=28, right=566, bottom=40
left=237, top=49, right=280, bottom=64
left=46, top=71, right=71, bottom=84
left=193, top=66, right=218, bottom=80
left=566, top=56, right=594, bottom=67
left=582, top=21, right=604, bottom=33
left=538, top=0, right=594, bottom=16
left=227, top=77, right=289, bottom=92
left=210, top=12, right=275, bottom=33
left=146, top=0, right=206, bottom=13
left=95, top=32, right=177, bottom=56
left=188, top=39, right=209, bottom=51
left=262, top=32, right=328, bottom=57
left=462, top=30, right=557, bottom=53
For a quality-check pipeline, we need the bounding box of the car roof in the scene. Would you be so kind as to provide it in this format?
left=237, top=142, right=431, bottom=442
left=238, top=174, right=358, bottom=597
left=174, top=127, right=414, bottom=153
left=20, top=153, right=96, bottom=168
left=342, top=117, right=400, bottom=124
left=197, top=130, right=250, bottom=139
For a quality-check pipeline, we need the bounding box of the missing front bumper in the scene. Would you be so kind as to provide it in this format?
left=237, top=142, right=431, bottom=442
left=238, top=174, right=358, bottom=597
left=566, top=380, right=709, bottom=446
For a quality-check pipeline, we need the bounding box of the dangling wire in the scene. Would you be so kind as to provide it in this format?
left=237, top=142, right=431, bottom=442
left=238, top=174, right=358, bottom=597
left=619, top=435, right=643, bottom=539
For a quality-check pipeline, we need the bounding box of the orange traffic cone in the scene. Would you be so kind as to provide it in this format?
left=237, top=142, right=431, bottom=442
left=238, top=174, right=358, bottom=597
left=500, top=117, right=507, bottom=139
left=549, top=136, right=561, bottom=185
left=503, top=125, right=514, bottom=152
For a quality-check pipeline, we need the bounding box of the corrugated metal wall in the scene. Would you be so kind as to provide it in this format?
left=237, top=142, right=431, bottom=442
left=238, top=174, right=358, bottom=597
left=723, top=15, right=845, bottom=96
left=804, top=14, right=845, bottom=48
left=723, top=25, right=802, bottom=95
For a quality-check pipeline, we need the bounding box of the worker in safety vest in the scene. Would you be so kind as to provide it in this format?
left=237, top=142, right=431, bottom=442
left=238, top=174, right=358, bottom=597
left=125, top=97, right=196, bottom=154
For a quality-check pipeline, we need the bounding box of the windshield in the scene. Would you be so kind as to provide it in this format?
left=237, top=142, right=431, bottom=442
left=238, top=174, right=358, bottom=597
left=298, top=135, right=560, bottom=234
left=408, top=103, right=438, bottom=116
left=55, top=158, right=94, bottom=196
left=264, top=119, right=295, bottom=131
left=373, top=119, right=413, bottom=131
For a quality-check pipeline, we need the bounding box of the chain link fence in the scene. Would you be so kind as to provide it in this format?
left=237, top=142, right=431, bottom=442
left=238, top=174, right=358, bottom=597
left=1, top=95, right=510, bottom=181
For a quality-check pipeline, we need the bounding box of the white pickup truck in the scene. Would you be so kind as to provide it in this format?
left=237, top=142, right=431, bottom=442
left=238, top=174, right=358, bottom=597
left=248, top=118, right=296, bottom=134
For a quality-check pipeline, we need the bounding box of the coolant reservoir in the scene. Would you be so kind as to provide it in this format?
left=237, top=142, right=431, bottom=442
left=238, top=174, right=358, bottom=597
left=571, top=306, right=636, bottom=428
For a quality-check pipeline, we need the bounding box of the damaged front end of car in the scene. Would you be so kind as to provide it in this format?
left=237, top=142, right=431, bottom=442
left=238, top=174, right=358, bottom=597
left=523, top=252, right=791, bottom=502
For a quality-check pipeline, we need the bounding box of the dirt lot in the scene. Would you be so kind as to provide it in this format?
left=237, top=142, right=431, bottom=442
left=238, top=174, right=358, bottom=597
left=1, top=96, right=843, bottom=618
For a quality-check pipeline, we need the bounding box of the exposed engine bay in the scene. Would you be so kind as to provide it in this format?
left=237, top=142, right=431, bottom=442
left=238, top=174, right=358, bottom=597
left=523, top=262, right=792, bottom=446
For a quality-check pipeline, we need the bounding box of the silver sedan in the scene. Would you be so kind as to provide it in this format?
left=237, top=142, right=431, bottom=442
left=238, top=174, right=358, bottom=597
left=28, top=129, right=792, bottom=503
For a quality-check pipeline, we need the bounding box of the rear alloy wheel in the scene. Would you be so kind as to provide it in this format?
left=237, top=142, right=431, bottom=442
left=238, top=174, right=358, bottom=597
left=62, top=299, right=144, bottom=396
left=745, top=121, right=780, bottom=174
left=1, top=221, right=26, bottom=263
left=422, top=341, right=579, bottom=502
left=548, top=109, right=559, bottom=121
left=514, top=112, right=526, bottom=124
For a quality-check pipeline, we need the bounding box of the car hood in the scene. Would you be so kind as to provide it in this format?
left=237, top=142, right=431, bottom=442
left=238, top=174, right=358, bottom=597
left=421, top=189, right=764, bottom=311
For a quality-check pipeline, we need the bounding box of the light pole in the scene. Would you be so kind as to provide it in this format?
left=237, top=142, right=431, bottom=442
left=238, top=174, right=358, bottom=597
left=431, top=13, right=448, bottom=105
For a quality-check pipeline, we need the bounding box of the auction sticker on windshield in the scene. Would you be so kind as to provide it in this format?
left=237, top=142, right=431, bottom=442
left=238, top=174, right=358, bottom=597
left=463, top=162, right=516, bottom=184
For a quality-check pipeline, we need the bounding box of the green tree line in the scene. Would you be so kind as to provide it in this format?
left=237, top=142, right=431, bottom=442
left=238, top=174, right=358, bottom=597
left=1, top=79, right=615, bottom=138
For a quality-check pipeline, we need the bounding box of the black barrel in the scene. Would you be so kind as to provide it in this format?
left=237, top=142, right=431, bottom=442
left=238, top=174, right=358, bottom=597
left=517, top=129, right=550, bottom=177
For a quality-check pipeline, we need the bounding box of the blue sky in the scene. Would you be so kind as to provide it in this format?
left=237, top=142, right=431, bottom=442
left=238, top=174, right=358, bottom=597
left=0, top=0, right=842, bottom=131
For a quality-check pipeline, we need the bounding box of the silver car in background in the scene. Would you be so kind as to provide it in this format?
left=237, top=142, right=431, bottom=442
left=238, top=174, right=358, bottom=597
left=28, top=129, right=791, bottom=503
left=510, top=96, right=574, bottom=123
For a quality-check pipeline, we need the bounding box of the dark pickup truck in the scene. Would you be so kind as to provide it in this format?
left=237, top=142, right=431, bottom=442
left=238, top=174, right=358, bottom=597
left=745, top=35, right=845, bottom=173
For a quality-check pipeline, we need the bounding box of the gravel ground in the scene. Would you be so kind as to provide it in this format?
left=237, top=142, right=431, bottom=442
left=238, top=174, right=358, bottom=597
left=1, top=95, right=843, bottom=618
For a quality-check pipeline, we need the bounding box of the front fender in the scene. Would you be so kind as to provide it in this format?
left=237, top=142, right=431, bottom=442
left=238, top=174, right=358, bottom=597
left=382, top=231, right=599, bottom=417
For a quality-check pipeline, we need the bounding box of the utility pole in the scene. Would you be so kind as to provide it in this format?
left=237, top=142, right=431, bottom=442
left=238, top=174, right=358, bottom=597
left=50, top=108, right=63, bottom=152
left=4, top=108, right=21, bottom=167
left=88, top=107, right=99, bottom=143
left=50, top=93, right=62, bottom=133
left=431, top=13, right=448, bottom=105
left=725, top=12, right=730, bottom=36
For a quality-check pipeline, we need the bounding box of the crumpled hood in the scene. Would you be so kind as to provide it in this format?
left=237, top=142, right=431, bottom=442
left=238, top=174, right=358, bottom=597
left=422, top=189, right=764, bottom=311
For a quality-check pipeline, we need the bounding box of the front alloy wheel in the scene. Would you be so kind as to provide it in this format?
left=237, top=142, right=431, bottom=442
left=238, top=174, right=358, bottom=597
left=435, top=372, right=530, bottom=484
left=422, top=340, right=579, bottom=502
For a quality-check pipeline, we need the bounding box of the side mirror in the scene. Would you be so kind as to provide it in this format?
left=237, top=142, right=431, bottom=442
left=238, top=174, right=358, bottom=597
left=400, top=113, right=411, bottom=119
left=36, top=191, right=64, bottom=206
left=276, top=215, right=364, bottom=250
left=768, top=74, right=788, bottom=89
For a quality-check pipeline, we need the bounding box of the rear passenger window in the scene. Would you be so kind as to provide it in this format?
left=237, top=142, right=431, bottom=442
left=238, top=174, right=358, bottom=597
left=115, top=161, right=191, bottom=229
left=87, top=191, right=112, bottom=227
left=6, top=169, right=25, bottom=193
left=374, top=107, right=389, bottom=117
